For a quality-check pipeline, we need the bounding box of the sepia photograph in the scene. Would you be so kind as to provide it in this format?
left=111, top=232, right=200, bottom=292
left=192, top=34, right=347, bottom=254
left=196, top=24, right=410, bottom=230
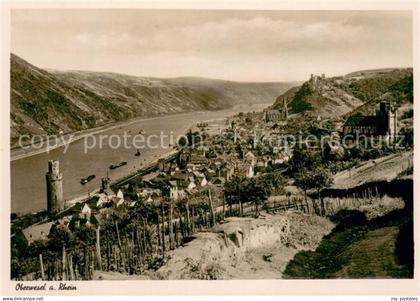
left=1, top=0, right=419, bottom=297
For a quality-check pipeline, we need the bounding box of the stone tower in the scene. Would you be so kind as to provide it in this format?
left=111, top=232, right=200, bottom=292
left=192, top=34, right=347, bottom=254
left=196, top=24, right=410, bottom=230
left=46, top=160, right=64, bottom=213
left=157, top=158, right=166, bottom=172
left=388, top=107, right=398, bottom=143
left=378, top=101, right=398, bottom=142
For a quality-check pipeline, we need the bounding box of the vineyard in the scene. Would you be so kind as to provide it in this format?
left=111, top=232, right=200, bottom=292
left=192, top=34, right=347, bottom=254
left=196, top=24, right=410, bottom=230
left=13, top=176, right=407, bottom=281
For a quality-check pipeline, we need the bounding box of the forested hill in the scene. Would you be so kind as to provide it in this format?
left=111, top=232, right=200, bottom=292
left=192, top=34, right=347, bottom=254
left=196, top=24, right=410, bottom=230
left=11, top=53, right=296, bottom=144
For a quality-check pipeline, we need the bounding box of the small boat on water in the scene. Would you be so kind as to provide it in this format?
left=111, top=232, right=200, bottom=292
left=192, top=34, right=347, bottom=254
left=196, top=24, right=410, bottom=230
left=135, top=149, right=141, bottom=156
left=109, top=161, right=127, bottom=170
left=80, top=174, right=96, bottom=185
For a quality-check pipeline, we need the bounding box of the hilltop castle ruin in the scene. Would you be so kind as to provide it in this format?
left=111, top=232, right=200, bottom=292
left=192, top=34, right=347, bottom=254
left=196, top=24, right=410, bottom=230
left=308, top=73, right=326, bottom=92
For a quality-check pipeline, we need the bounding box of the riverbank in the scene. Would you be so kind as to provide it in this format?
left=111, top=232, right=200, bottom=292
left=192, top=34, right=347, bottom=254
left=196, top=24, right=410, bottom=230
left=11, top=107, right=240, bottom=162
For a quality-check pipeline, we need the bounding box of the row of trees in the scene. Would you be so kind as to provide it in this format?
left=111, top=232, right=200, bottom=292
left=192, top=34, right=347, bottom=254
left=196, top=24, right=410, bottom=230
left=224, top=172, right=284, bottom=216
left=288, top=146, right=333, bottom=216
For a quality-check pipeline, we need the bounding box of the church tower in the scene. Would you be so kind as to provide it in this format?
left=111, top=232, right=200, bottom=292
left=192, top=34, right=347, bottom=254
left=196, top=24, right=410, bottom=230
left=46, top=160, right=64, bottom=213
left=378, top=101, right=398, bottom=143
left=388, top=107, right=398, bottom=143
left=283, top=98, right=288, bottom=120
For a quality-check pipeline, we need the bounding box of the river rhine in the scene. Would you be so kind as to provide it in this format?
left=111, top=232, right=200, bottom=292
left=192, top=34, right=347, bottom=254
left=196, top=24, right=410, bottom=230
left=11, top=104, right=268, bottom=214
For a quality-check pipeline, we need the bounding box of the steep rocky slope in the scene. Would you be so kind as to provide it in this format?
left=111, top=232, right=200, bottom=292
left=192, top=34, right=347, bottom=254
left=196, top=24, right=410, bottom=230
left=11, top=54, right=296, bottom=144
left=272, top=68, right=413, bottom=118
left=152, top=212, right=333, bottom=279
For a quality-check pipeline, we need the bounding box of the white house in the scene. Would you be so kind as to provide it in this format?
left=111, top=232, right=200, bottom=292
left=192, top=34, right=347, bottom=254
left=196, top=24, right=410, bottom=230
left=168, top=180, right=179, bottom=200
left=200, top=177, right=208, bottom=187
left=245, top=151, right=256, bottom=166
left=96, top=193, right=109, bottom=208
left=187, top=181, right=197, bottom=191
left=145, top=196, right=154, bottom=205
left=116, top=189, right=124, bottom=200
left=81, top=204, right=92, bottom=219
left=247, top=165, right=254, bottom=178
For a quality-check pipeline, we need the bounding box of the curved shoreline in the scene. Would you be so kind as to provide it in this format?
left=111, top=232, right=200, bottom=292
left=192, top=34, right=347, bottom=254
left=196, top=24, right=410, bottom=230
left=10, top=108, right=237, bottom=162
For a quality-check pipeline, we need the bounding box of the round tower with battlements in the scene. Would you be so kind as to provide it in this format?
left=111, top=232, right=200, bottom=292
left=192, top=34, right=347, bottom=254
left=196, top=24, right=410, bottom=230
left=46, top=160, right=64, bottom=213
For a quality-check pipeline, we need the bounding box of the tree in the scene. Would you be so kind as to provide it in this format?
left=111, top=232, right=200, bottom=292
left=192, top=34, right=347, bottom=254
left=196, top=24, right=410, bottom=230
left=224, top=176, right=245, bottom=216
left=294, top=166, right=332, bottom=215
left=243, top=178, right=270, bottom=216
left=260, top=171, right=285, bottom=194
left=400, top=128, right=413, bottom=148
left=48, top=224, right=74, bottom=251
left=323, top=137, right=345, bottom=161
left=290, top=82, right=313, bottom=113
left=73, top=224, right=96, bottom=246
left=312, top=167, right=333, bottom=216
left=289, top=146, right=321, bottom=175
left=294, top=172, right=313, bottom=212
left=236, top=144, right=244, bottom=160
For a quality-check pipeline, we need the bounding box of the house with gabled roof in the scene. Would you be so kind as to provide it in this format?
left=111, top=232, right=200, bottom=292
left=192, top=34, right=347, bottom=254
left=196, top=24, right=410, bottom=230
left=171, top=170, right=190, bottom=188
left=81, top=204, right=92, bottom=219
left=189, top=154, right=208, bottom=166
left=187, top=181, right=197, bottom=191
left=244, top=151, right=256, bottom=166
left=22, top=222, right=54, bottom=245
left=211, top=177, right=226, bottom=187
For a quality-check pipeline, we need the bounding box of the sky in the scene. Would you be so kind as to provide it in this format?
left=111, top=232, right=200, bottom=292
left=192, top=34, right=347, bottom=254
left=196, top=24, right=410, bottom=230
left=11, top=9, right=413, bottom=82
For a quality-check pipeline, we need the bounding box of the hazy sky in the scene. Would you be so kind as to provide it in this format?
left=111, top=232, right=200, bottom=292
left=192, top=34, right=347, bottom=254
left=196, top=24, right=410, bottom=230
left=11, top=9, right=412, bottom=82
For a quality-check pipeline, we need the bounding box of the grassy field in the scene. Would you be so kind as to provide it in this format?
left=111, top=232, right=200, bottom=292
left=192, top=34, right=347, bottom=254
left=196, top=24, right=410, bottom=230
left=334, top=226, right=409, bottom=278
left=283, top=209, right=413, bottom=279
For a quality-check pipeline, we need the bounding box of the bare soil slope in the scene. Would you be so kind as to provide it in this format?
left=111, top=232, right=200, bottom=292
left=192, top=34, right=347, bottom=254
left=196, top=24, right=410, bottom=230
left=332, top=151, right=413, bottom=189
left=153, top=211, right=333, bottom=279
